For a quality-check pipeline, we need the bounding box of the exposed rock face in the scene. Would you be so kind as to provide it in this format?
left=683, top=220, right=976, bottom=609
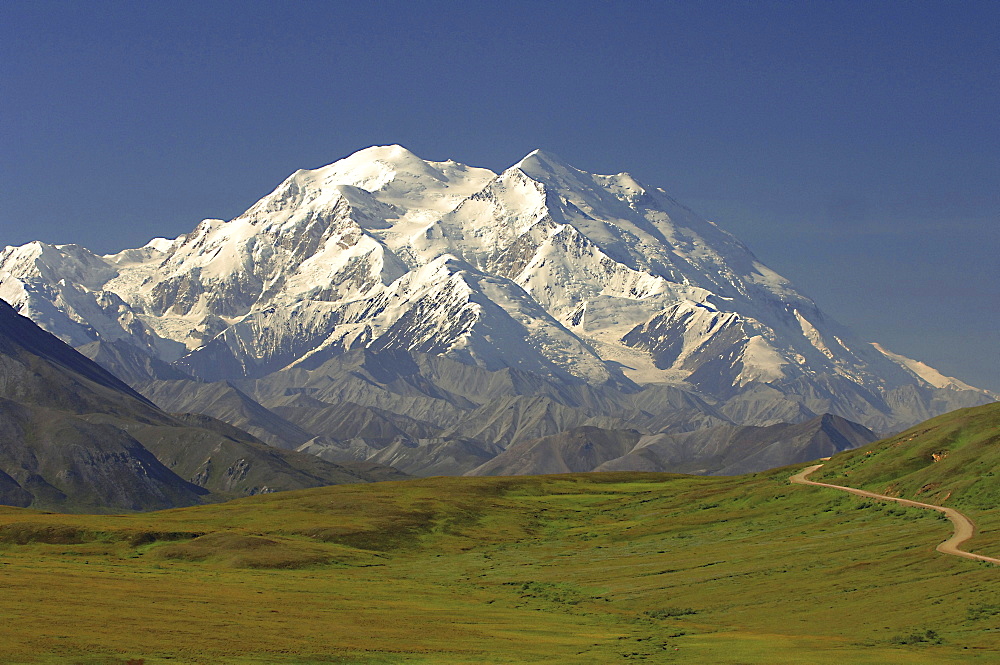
left=0, top=146, right=994, bottom=481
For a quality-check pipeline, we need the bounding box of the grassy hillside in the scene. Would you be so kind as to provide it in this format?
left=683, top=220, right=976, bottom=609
left=814, top=402, right=1000, bottom=549
left=0, top=461, right=998, bottom=664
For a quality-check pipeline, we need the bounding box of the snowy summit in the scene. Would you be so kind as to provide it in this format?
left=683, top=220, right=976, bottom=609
left=0, top=146, right=993, bottom=432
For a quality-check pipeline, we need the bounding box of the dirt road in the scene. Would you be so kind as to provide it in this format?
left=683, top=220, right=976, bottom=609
left=790, top=464, right=1000, bottom=565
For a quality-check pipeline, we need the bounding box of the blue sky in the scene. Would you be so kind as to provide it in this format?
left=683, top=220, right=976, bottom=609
left=2, top=0, right=997, bottom=391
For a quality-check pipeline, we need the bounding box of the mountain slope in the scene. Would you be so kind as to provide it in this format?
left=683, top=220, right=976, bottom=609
left=602, top=413, right=876, bottom=475
left=76, top=338, right=194, bottom=385
left=0, top=299, right=205, bottom=510
left=136, top=379, right=313, bottom=449
left=0, top=398, right=208, bottom=511
left=0, top=298, right=404, bottom=511
left=470, top=414, right=876, bottom=477
left=0, top=146, right=992, bottom=438
left=812, top=402, right=1000, bottom=510
left=469, top=426, right=643, bottom=476
left=123, top=413, right=407, bottom=495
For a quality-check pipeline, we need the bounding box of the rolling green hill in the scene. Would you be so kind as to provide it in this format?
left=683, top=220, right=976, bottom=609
left=0, top=440, right=998, bottom=663
left=813, top=402, right=1000, bottom=550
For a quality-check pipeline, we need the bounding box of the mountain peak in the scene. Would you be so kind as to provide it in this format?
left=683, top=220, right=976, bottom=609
left=515, top=149, right=578, bottom=175
left=1, top=147, right=992, bottom=440
left=320, top=144, right=439, bottom=181
left=347, top=144, right=422, bottom=163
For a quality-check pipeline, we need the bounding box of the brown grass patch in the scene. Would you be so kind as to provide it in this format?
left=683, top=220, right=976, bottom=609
left=0, top=521, right=90, bottom=544
left=153, top=530, right=332, bottom=568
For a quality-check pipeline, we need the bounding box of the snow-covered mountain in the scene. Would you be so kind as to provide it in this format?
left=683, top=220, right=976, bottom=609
left=0, top=145, right=993, bottom=435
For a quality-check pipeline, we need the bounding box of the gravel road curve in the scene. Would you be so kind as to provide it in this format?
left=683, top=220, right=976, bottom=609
left=790, top=464, right=1000, bottom=565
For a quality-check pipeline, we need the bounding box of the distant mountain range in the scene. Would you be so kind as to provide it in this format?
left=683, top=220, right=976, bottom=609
left=0, top=146, right=993, bottom=495
left=469, top=414, right=876, bottom=477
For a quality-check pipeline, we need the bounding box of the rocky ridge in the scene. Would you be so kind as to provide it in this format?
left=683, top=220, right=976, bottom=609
left=0, top=145, right=994, bottom=479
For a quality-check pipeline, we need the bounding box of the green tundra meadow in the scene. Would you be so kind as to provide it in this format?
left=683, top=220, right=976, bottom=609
left=1, top=404, right=998, bottom=664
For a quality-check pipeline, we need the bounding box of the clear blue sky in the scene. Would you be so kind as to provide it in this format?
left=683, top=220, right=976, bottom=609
left=2, top=0, right=997, bottom=391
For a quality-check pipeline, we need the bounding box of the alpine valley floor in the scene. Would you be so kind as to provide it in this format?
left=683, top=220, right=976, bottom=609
left=0, top=460, right=998, bottom=663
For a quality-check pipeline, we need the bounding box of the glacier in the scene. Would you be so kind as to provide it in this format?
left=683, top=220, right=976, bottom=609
left=0, top=145, right=994, bottom=441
